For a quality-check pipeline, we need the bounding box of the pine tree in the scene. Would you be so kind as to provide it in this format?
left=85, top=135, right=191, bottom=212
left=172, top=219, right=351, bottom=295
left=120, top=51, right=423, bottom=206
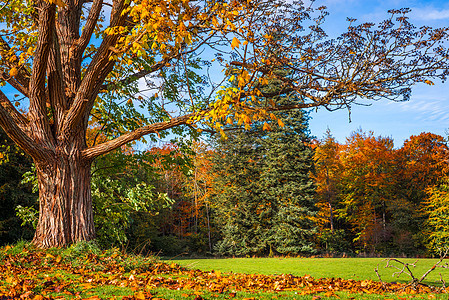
left=262, top=109, right=317, bottom=255
left=212, top=126, right=269, bottom=256
left=211, top=108, right=317, bottom=256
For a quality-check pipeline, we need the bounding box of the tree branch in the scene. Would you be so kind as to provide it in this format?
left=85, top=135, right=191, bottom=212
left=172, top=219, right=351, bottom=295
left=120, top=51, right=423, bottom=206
left=74, top=0, right=103, bottom=58
left=0, top=94, right=48, bottom=161
left=28, top=2, right=56, bottom=147
left=0, top=37, right=31, bottom=96
left=62, top=0, right=128, bottom=137
left=48, top=30, right=67, bottom=134
left=101, top=32, right=214, bottom=91
left=0, top=72, right=30, bottom=98
left=82, top=113, right=193, bottom=160
left=0, top=90, right=28, bottom=128
left=375, top=249, right=449, bottom=293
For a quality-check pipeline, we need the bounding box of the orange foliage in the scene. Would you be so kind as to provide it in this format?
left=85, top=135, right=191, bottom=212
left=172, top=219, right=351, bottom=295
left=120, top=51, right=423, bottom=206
left=398, top=132, right=449, bottom=197
left=313, top=130, right=343, bottom=233
left=148, top=141, right=216, bottom=244
left=313, top=129, right=449, bottom=253
left=339, top=130, right=397, bottom=250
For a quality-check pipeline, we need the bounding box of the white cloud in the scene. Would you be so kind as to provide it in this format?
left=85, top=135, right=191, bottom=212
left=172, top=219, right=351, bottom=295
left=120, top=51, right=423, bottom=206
left=411, top=7, right=449, bottom=20
left=396, top=98, right=449, bottom=122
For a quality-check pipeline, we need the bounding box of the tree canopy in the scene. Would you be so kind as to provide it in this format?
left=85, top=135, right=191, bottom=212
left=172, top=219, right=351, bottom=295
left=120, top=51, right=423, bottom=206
left=0, top=0, right=448, bottom=247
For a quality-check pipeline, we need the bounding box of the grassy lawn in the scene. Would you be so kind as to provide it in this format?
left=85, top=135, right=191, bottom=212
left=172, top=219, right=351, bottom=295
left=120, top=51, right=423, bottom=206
left=168, top=257, right=449, bottom=286
left=1, top=242, right=448, bottom=299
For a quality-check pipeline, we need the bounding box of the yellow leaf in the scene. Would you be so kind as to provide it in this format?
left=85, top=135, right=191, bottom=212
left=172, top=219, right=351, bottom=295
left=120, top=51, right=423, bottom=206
left=425, top=79, right=435, bottom=85
left=231, top=37, right=240, bottom=50
left=134, top=291, right=145, bottom=300
left=277, top=119, right=284, bottom=127
left=263, top=122, right=271, bottom=131
left=9, top=67, right=18, bottom=77
left=54, top=0, right=66, bottom=7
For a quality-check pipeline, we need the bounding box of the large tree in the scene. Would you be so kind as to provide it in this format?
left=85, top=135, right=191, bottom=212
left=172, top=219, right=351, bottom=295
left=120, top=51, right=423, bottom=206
left=261, top=108, right=317, bottom=255
left=0, top=0, right=448, bottom=248
left=212, top=122, right=267, bottom=256
left=212, top=107, right=316, bottom=256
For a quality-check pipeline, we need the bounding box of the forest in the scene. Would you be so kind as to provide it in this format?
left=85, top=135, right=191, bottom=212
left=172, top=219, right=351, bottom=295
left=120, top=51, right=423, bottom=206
left=2, top=109, right=448, bottom=258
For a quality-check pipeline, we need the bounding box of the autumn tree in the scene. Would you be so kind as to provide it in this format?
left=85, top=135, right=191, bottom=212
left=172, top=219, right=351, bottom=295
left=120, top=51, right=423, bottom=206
left=313, top=129, right=348, bottom=252
left=313, top=129, right=343, bottom=231
left=396, top=133, right=449, bottom=251
left=338, top=130, right=397, bottom=253
left=182, top=140, right=216, bottom=253
left=423, top=179, right=449, bottom=253
left=0, top=0, right=448, bottom=248
left=397, top=133, right=449, bottom=205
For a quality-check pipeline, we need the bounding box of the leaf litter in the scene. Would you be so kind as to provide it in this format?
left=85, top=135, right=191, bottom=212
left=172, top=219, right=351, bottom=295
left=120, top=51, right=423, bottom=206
left=0, top=245, right=447, bottom=299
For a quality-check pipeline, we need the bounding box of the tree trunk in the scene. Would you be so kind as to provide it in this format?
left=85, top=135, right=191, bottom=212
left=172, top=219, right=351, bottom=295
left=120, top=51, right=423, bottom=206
left=32, top=152, right=95, bottom=248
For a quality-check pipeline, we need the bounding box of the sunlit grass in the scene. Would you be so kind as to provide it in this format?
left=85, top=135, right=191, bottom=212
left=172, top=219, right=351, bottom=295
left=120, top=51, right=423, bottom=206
left=168, top=257, right=449, bottom=286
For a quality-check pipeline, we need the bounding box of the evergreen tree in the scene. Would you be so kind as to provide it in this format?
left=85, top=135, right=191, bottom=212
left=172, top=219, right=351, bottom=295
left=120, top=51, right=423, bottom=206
left=262, top=109, right=317, bottom=255
left=211, top=108, right=317, bottom=256
left=212, top=126, right=269, bottom=256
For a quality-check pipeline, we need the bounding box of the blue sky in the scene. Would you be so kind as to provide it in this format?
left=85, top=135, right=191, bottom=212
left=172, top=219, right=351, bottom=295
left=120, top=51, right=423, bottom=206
left=307, top=0, right=449, bottom=146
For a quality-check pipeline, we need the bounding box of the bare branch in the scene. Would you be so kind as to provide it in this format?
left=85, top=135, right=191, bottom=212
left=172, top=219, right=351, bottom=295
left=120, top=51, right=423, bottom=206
left=81, top=113, right=194, bottom=160
left=375, top=249, right=449, bottom=293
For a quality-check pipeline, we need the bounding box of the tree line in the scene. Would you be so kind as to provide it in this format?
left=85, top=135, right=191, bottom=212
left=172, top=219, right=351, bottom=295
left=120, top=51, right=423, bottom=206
left=314, top=129, right=449, bottom=255
left=2, top=109, right=448, bottom=257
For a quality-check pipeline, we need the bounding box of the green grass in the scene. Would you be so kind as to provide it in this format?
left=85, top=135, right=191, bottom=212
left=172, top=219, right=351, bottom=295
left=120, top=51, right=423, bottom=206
left=150, top=288, right=449, bottom=300
left=168, top=257, right=449, bottom=286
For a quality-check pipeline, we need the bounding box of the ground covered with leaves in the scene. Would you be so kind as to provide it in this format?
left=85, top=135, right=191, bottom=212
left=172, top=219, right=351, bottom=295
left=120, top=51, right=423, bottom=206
left=0, top=242, right=447, bottom=300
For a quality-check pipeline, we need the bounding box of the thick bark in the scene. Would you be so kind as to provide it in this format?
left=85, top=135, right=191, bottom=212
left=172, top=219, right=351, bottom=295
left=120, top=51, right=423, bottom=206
left=32, top=151, right=94, bottom=248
